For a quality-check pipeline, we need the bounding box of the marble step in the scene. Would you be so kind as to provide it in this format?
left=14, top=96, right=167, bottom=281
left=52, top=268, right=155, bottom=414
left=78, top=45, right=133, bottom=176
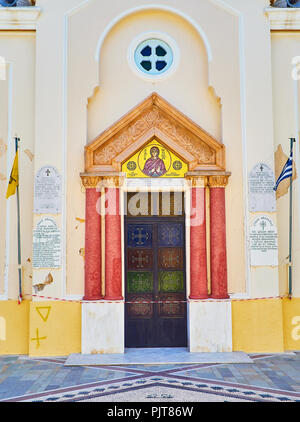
left=65, top=349, right=253, bottom=366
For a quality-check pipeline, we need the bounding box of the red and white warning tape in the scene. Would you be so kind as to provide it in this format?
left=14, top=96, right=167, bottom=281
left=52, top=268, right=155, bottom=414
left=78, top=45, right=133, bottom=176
left=19, top=293, right=287, bottom=304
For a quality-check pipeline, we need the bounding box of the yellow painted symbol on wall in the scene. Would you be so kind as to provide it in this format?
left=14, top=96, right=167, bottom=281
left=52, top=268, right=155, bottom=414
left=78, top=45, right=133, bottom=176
left=31, top=328, right=47, bottom=349
left=122, top=139, right=188, bottom=178
left=36, top=306, right=51, bottom=323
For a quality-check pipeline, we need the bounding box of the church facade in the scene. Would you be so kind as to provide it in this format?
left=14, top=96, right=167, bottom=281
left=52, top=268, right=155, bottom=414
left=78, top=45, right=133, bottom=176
left=0, top=0, right=300, bottom=356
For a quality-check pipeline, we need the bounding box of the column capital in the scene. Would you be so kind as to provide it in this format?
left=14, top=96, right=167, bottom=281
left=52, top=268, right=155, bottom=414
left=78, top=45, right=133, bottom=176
left=80, top=175, right=103, bottom=189
left=208, top=174, right=231, bottom=188
left=185, top=175, right=208, bottom=188
left=102, top=174, right=126, bottom=189
left=80, top=172, right=126, bottom=189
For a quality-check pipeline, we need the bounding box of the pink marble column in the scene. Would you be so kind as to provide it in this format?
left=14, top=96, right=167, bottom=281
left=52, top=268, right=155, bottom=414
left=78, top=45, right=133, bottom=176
left=83, top=187, right=102, bottom=300
left=209, top=176, right=230, bottom=299
left=104, top=183, right=123, bottom=301
left=189, top=178, right=209, bottom=299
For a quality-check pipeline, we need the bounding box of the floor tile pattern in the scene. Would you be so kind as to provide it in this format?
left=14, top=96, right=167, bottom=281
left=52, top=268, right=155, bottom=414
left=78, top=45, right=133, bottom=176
left=0, top=353, right=299, bottom=402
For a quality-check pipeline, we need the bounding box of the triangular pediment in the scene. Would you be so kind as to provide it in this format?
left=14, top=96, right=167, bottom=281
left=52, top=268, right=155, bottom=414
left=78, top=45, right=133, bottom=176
left=85, top=93, right=225, bottom=173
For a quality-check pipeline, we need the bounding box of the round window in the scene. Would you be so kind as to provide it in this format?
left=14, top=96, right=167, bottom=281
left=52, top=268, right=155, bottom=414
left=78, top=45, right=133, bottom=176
left=134, top=39, right=173, bottom=76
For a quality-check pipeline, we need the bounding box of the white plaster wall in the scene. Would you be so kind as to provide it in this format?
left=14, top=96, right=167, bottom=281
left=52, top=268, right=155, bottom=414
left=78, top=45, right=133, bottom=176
left=65, top=0, right=245, bottom=297
left=33, top=0, right=83, bottom=300
left=0, top=32, right=35, bottom=300
left=0, top=0, right=284, bottom=305
left=87, top=10, right=221, bottom=143
left=30, top=0, right=277, bottom=301
left=271, top=32, right=300, bottom=298
left=88, top=10, right=222, bottom=301
left=0, top=61, right=8, bottom=297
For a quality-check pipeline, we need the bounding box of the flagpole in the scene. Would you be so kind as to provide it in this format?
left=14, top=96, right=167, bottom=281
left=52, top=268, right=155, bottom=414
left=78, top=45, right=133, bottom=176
left=15, top=137, right=22, bottom=304
left=288, top=137, right=296, bottom=299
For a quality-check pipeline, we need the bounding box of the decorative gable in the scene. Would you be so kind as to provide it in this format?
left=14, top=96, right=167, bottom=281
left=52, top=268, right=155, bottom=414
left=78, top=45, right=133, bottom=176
left=85, top=93, right=225, bottom=173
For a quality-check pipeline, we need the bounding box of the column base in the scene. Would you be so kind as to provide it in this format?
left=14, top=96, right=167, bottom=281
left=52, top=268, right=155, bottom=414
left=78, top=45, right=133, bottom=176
left=83, top=296, right=103, bottom=301
left=189, top=295, right=210, bottom=300
left=104, top=296, right=124, bottom=301
left=211, top=294, right=230, bottom=299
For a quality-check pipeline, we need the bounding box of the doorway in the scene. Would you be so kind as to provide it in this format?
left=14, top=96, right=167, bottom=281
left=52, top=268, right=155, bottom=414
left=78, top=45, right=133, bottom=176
left=124, top=192, right=187, bottom=348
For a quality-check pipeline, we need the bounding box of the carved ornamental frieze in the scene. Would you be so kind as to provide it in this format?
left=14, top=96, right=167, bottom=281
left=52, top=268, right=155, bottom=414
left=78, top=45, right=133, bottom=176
left=94, top=106, right=216, bottom=166
left=85, top=93, right=226, bottom=174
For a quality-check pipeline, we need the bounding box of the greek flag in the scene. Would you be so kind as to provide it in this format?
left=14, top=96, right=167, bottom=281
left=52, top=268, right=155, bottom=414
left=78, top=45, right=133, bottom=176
left=274, top=152, right=293, bottom=191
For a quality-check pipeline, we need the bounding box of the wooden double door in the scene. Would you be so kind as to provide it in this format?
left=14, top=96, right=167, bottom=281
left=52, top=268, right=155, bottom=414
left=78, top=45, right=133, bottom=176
left=125, top=216, right=187, bottom=348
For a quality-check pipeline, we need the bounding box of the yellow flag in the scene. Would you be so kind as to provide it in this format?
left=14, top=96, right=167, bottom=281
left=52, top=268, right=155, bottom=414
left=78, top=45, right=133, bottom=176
left=6, top=150, right=19, bottom=199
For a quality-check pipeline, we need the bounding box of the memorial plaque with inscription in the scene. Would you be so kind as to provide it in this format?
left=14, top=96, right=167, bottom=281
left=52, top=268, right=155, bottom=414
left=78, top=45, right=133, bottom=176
left=33, top=218, right=62, bottom=269
left=34, top=166, right=62, bottom=214
left=249, top=163, right=276, bottom=212
left=250, top=216, right=278, bottom=267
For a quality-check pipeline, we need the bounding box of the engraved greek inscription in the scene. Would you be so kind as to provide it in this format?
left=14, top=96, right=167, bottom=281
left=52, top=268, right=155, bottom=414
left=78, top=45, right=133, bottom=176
left=33, top=218, right=62, bottom=269
left=250, top=216, right=278, bottom=266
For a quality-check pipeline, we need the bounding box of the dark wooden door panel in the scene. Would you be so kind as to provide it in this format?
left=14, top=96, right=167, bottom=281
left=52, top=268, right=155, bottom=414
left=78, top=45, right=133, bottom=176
left=127, top=224, right=153, bottom=248
left=127, top=249, right=153, bottom=270
left=158, top=223, right=184, bottom=247
left=125, top=215, right=187, bottom=348
left=158, top=249, right=184, bottom=269
left=156, top=318, right=187, bottom=347
left=126, top=319, right=156, bottom=348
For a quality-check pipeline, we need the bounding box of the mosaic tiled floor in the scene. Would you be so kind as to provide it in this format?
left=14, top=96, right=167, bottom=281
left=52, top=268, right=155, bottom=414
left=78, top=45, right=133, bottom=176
left=0, top=353, right=299, bottom=402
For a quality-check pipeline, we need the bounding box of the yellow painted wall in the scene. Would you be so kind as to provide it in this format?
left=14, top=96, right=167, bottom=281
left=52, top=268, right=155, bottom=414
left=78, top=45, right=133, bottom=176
left=0, top=301, right=29, bottom=355
left=232, top=299, right=285, bottom=353
left=282, top=298, right=300, bottom=351
left=29, top=301, right=81, bottom=357
left=0, top=298, right=299, bottom=356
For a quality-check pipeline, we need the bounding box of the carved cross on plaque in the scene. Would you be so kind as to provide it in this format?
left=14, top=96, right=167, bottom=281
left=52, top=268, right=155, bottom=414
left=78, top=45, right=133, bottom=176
left=260, top=220, right=267, bottom=231
left=45, top=169, right=51, bottom=177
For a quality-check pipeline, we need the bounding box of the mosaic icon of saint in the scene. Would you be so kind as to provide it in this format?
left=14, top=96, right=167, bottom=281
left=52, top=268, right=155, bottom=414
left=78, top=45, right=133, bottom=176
left=142, top=146, right=167, bottom=177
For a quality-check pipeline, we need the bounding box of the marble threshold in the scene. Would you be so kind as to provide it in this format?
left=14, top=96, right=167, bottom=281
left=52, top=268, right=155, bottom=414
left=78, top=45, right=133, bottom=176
left=65, top=348, right=253, bottom=366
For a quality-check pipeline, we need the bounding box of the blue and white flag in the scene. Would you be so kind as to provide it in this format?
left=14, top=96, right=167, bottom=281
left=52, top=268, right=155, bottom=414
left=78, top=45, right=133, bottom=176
left=274, top=152, right=293, bottom=191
